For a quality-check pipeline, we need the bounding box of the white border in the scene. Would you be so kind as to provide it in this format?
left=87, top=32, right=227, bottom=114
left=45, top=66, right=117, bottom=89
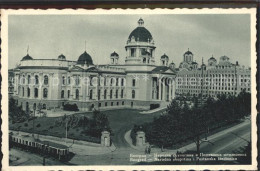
left=1, top=8, right=257, bottom=170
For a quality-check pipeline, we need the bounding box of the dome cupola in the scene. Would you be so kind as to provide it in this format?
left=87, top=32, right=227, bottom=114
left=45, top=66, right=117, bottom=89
left=128, top=18, right=153, bottom=43
left=183, top=48, right=193, bottom=63
left=160, top=53, right=169, bottom=66
left=21, top=54, right=33, bottom=61
left=58, top=54, right=66, bottom=61
left=110, top=51, right=119, bottom=65
left=77, top=51, right=93, bottom=65
left=208, top=55, right=217, bottom=66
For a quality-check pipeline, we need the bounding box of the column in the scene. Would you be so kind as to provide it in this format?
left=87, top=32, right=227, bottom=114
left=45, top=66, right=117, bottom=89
left=158, top=78, right=161, bottom=100
left=162, top=78, right=166, bottom=101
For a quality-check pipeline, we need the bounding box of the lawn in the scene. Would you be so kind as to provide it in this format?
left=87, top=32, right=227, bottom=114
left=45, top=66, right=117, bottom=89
left=9, top=109, right=163, bottom=143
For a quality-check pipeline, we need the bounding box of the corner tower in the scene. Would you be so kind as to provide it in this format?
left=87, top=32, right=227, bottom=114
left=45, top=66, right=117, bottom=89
left=125, top=18, right=156, bottom=65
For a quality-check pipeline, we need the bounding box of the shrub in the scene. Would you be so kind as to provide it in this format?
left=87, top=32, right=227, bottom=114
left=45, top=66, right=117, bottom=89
left=63, top=104, right=79, bottom=111
left=24, top=123, right=28, bottom=127
left=36, top=123, right=41, bottom=128
left=49, top=126, right=53, bottom=129
left=150, top=104, right=160, bottom=110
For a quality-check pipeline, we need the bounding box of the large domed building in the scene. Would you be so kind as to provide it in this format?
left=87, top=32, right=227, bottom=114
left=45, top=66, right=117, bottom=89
left=12, top=18, right=177, bottom=112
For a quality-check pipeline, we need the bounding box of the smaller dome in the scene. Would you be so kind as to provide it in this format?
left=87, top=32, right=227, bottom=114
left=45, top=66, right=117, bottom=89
left=21, top=54, right=33, bottom=61
left=192, top=61, right=198, bottom=64
left=184, top=50, right=193, bottom=55
left=161, top=54, right=169, bottom=59
left=77, top=51, right=93, bottom=65
left=58, top=54, right=66, bottom=60
left=220, top=55, right=229, bottom=60
left=111, top=51, right=119, bottom=57
left=209, top=55, right=216, bottom=61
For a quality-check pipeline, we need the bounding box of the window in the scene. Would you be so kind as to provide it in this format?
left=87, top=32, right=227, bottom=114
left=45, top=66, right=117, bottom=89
left=90, top=89, right=93, bottom=100
left=131, top=48, right=136, bottom=57
left=62, top=76, right=65, bottom=85
left=121, top=89, right=124, bottom=98
left=122, top=101, right=124, bottom=105
left=116, top=90, right=118, bottom=99
left=67, top=90, right=70, bottom=98
left=22, top=87, right=24, bottom=96
left=132, top=79, right=136, bottom=87
left=121, top=78, right=124, bottom=86
left=141, top=48, right=146, bottom=55
left=34, top=88, right=38, bottom=98
left=117, top=102, right=119, bottom=106
left=44, top=75, right=48, bottom=85
left=111, top=102, right=113, bottom=106
left=75, top=89, right=79, bottom=100
left=104, top=89, right=107, bottom=99
left=61, top=90, right=64, bottom=98
left=67, top=76, right=71, bottom=85
left=28, top=75, right=31, bottom=84
left=132, top=90, right=135, bottom=99
left=98, top=89, right=101, bottom=100
left=43, top=88, right=48, bottom=98
left=116, top=78, right=119, bottom=86
left=110, top=89, right=113, bottom=99
left=99, top=103, right=101, bottom=107
left=35, top=75, right=39, bottom=85
left=27, top=88, right=30, bottom=97
left=42, top=104, right=46, bottom=109
left=76, top=76, right=80, bottom=85
left=105, top=102, right=107, bottom=106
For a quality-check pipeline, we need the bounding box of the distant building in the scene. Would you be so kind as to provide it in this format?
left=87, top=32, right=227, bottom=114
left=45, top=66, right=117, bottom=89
left=176, top=51, right=251, bottom=98
left=8, top=69, right=15, bottom=95
left=11, top=18, right=176, bottom=112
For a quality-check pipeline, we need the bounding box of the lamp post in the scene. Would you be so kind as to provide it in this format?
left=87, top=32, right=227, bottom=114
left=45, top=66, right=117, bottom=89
left=32, top=104, right=36, bottom=138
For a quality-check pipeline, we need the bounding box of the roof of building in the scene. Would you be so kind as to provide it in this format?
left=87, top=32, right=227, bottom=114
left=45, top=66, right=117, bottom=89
left=58, top=54, right=66, bottom=60
left=21, top=54, right=33, bottom=61
left=209, top=56, right=216, bottom=61
left=152, top=66, right=174, bottom=73
left=77, top=51, right=93, bottom=65
left=192, top=61, right=198, bottom=64
left=128, top=26, right=153, bottom=42
left=161, top=54, right=169, bottom=59
left=111, top=51, right=119, bottom=57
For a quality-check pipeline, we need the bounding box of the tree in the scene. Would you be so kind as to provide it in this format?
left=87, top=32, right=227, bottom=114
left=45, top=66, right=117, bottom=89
left=9, top=97, right=29, bottom=122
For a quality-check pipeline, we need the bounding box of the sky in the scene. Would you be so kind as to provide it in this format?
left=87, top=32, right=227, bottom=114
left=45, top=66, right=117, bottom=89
left=8, top=14, right=251, bottom=69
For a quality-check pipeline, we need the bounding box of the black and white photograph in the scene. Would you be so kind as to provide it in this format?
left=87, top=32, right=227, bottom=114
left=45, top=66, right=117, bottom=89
left=1, top=9, right=257, bottom=170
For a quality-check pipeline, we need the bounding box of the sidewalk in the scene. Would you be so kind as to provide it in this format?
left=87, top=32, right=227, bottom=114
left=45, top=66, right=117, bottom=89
left=140, top=107, right=167, bottom=114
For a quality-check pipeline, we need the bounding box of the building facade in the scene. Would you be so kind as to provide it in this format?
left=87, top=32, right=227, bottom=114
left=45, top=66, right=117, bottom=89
left=176, top=51, right=251, bottom=98
left=11, top=18, right=176, bottom=112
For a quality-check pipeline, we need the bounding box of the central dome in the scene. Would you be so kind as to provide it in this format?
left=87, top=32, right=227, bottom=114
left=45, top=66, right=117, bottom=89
left=128, top=18, right=153, bottom=42
left=77, top=51, right=93, bottom=65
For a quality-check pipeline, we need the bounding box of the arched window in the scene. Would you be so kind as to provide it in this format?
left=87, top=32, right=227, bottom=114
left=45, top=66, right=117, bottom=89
left=61, top=90, right=64, bottom=98
left=75, top=89, right=79, bottom=100
left=121, top=78, right=124, bottom=86
left=132, top=79, right=136, bottom=87
left=33, top=103, right=36, bottom=110
left=121, top=89, right=124, bottom=98
left=89, top=89, right=93, bottom=100
left=43, top=88, right=48, bottom=98
left=22, top=75, right=25, bottom=84
left=22, top=87, right=24, bottom=96
left=62, top=76, right=65, bottom=85
left=132, top=90, right=135, bottom=99
left=116, top=90, right=118, bottom=99
left=35, top=75, right=39, bottom=85
left=28, top=75, right=31, bottom=84
left=67, top=90, right=70, bottom=98
left=67, top=76, right=71, bottom=85
left=110, top=89, right=113, bottom=99
left=34, top=88, right=38, bottom=98
left=104, top=89, right=107, bottom=99
left=27, top=87, right=30, bottom=97
left=44, top=75, right=48, bottom=85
